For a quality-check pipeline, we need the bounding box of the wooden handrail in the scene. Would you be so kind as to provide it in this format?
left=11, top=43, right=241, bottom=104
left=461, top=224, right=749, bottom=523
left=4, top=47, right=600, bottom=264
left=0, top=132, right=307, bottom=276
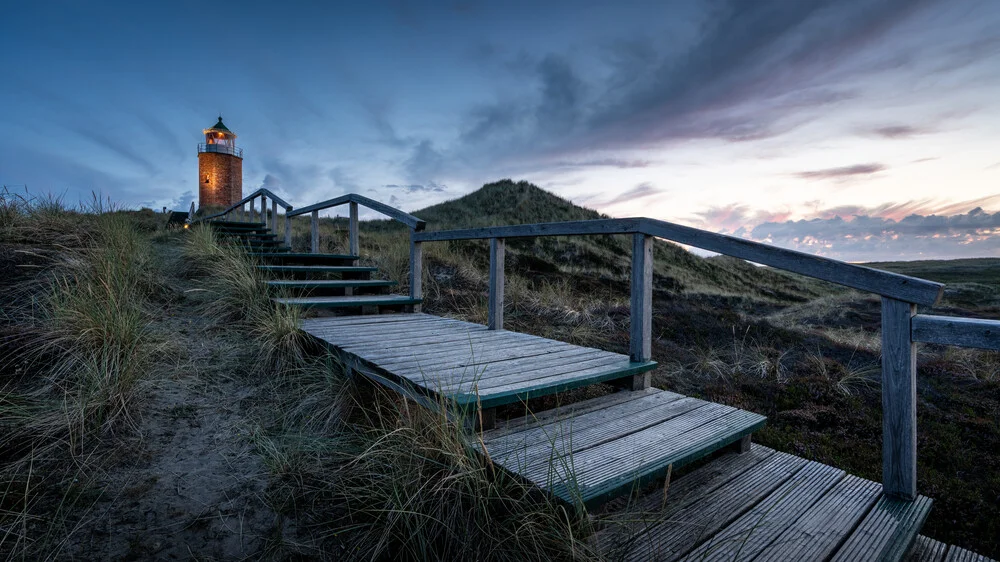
left=911, top=315, right=1000, bottom=350
left=287, top=193, right=426, bottom=231
left=412, top=217, right=943, bottom=306
left=193, top=187, right=293, bottom=223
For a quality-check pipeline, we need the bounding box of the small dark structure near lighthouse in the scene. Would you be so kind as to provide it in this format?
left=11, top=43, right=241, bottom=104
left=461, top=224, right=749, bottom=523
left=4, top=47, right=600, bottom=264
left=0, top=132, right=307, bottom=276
left=197, top=117, right=243, bottom=209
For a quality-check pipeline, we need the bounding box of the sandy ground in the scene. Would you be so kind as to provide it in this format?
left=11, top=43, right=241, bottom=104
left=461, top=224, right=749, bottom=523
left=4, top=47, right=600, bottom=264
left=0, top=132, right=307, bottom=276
left=63, top=252, right=282, bottom=560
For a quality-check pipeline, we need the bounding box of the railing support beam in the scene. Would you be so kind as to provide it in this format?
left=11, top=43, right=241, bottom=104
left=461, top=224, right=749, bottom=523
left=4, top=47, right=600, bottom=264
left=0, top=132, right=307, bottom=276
left=881, top=297, right=917, bottom=500
left=629, top=233, right=653, bottom=390
left=410, top=232, right=422, bottom=313
left=349, top=201, right=359, bottom=256
left=310, top=210, right=319, bottom=253
left=488, top=238, right=505, bottom=330
left=260, top=196, right=267, bottom=228
left=271, top=200, right=277, bottom=234
left=284, top=209, right=292, bottom=248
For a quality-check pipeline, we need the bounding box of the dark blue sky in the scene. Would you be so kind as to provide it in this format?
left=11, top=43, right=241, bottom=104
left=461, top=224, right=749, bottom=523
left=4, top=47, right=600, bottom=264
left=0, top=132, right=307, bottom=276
left=3, top=0, right=999, bottom=260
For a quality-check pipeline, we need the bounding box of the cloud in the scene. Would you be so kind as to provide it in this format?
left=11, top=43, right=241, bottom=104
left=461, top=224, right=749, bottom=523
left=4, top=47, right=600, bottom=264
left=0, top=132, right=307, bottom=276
left=601, top=182, right=662, bottom=207
left=740, top=207, right=1000, bottom=261
left=556, top=158, right=653, bottom=169
left=795, top=163, right=886, bottom=180
left=383, top=182, right=447, bottom=193
left=870, top=124, right=930, bottom=139
left=404, top=140, right=445, bottom=180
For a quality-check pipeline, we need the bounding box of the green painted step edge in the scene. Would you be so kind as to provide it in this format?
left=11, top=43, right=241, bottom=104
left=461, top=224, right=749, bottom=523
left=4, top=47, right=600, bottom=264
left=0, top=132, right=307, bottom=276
left=250, top=252, right=360, bottom=259
left=561, top=415, right=767, bottom=508
left=273, top=297, right=422, bottom=308
left=210, top=223, right=265, bottom=228
left=258, top=265, right=377, bottom=272
left=450, top=361, right=659, bottom=410
left=267, top=280, right=396, bottom=288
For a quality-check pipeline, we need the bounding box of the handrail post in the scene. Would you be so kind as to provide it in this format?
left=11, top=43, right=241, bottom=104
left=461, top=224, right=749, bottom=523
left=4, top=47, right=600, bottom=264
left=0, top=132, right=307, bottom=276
left=881, top=297, right=917, bottom=500
left=271, top=200, right=277, bottom=234
left=488, top=237, right=505, bottom=330
left=349, top=201, right=359, bottom=256
left=284, top=208, right=292, bottom=248
left=410, top=230, right=422, bottom=313
left=260, top=195, right=267, bottom=229
left=629, top=233, right=653, bottom=390
left=311, top=210, right=319, bottom=253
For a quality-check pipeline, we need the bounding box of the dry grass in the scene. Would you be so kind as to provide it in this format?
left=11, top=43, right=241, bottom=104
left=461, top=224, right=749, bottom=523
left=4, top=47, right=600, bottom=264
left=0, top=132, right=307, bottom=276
left=0, top=201, right=166, bottom=558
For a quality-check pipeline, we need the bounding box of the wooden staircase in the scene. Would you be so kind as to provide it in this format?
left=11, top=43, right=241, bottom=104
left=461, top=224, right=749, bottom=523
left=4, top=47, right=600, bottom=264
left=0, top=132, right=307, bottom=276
left=189, top=192, right=998, bottom=562
left=208, top=220, right=422, bottom=313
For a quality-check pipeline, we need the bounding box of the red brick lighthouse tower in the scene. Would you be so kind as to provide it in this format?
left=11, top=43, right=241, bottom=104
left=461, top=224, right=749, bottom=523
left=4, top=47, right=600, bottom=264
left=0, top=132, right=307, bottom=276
left=197, top=116, right=243, bottom=209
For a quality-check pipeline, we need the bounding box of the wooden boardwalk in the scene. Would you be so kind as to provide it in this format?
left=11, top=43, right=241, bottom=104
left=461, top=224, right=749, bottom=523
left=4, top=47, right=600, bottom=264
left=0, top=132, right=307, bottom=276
left=194, top=191, right=1000, bottom=562
left=596, top=443, right=936, bottom=561
left=301, top=313, right=658, bottom=411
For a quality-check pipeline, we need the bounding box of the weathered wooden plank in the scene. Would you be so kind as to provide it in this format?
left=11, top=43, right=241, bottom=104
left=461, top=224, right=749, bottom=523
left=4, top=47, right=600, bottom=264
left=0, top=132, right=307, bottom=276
left=753, top=474, right=883, bottom=562
left=482, top=391, right=691, bottom=457
left=640, top=218, right=943, bottom=306
left=337, top=329, right=538, bottom=358
left=488, top=237, right=505, bottom=330
left=411, top=217, right=943, bottom=305
left=630, top=233, right=652, bottom=365
left=412, top=218, right=644, bottom=242
left=268, top=279, right=396, bottom=289
left=310, top=209, right=319, bottom=253
left=683, top=462, right=844, bottom=562
left=410, top=235, right=422, bottom=311
left=460, top=361, right=658, bottom=411
left=338, top=330, right=540, bottom=358
left=911, top=315, right=1000, bottom=351
left=372, top=339, right=580, bottom=370
left=882, top=297, right=918, bottom=500
left=489, top=397, right=707, bottom=471
left=944, top=545, right=994, bottom=562
left=392, top=348, right=616, bottom=388
left=284, top=208, right=292, bottom=247
left=259, top=265, right=377, bottom=273
left=487, top=388, right=665, bottom=439
left=302, top=312, right=437, bottom=327
left=273, top=295, right=420, bottom=308
left=831, top=494, right=933, bottom=562
left=260, top=195, right=267, bottom=229
left=271, top=199, right=278, bottom=235
left=438, top=354, right=630, bottom=393
left=348, top=201, right=359, bottom=256
left=555, top=409, right=764, bottom=507
left=528, top=403, right=738, bottom=487
left=288, top=193, right=426, bottom=230
left=597, top=447, right=778, bottom=555
left=614, top=452, right=807, bottom=562
left=905, top=536, right=949, bottom=562
left=313, top=319, right=485, bottom=341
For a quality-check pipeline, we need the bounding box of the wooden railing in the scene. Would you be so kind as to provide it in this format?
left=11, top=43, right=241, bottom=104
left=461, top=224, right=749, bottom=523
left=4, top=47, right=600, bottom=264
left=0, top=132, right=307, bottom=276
left=286, top=194, right=427, bottom=308
left=192, top=193, right=1000, bottom=502
left=192, top=188, right=295, bottom=246
left=413, top=217, right=1000, bottom=502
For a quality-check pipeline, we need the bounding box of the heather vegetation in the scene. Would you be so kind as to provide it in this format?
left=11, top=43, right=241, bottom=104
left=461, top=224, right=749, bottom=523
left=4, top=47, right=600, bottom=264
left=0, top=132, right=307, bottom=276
left=1, top=182, right=998, bottom=559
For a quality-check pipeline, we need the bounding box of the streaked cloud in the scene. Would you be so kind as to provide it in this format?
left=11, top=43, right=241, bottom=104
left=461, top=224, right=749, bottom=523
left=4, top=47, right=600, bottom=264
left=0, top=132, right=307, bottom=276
left=795, top=163, right=887, bottom=180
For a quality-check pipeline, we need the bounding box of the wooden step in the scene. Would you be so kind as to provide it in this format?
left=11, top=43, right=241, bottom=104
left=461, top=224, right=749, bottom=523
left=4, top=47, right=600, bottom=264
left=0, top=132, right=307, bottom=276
left=251, top=252, right=360, bottom=265
left=272, top=295, right=421, bottom=309
left=209, top=221, right=264, bottom=228
left=267, top=279, right=396, bottom=290
left=214, top=226, right=271, bottom=234
left=904, top=536, right=998, bottom=561
left=599, top=444, right=932, bottom=562
left=300, top=313, right=658, bottom=412
left=480, top=389, right=765, bottom=509
left=259, top=265, right=377, bottom=274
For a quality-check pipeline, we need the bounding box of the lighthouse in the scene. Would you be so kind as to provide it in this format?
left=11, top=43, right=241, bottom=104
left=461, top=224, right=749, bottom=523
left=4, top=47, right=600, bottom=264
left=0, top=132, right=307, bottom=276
left=197, top=116, right=243, bottom=209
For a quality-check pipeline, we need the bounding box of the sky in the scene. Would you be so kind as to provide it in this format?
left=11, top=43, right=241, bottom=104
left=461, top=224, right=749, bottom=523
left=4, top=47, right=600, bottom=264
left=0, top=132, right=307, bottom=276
left=2, top=0, right=999, bottom=262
